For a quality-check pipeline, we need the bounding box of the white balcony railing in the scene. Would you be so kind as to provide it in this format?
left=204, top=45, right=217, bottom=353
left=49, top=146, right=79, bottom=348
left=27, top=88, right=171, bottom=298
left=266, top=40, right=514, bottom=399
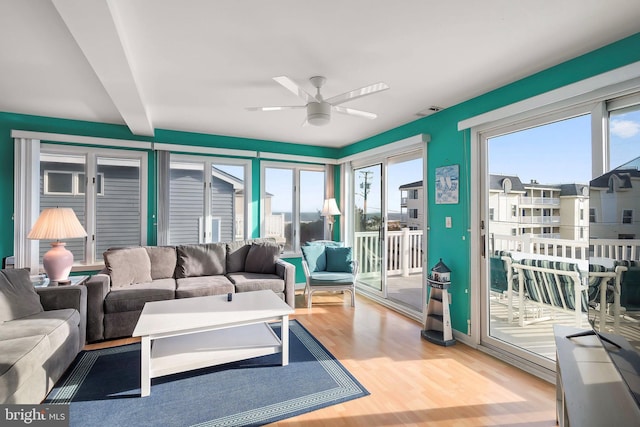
left=490, top=233, right=640, bottom=261
left=236, top=214, right=286, bottom=241
left=354, top=228, right=423, bottom=277
left=519, top=215, right=560, bottom=224
left=519, top=197, right=560, bottom=206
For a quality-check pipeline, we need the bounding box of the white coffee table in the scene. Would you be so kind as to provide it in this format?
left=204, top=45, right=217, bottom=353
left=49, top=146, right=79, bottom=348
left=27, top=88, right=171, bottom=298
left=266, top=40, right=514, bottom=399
left=132, top=290, right=295, bottom=397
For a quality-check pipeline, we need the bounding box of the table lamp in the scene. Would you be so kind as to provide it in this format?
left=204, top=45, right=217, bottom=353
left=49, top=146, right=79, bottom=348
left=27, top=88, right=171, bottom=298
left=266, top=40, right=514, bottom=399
left=27, top=207, right=87, bottom=282
left=321, top=198, right=341, bottom=235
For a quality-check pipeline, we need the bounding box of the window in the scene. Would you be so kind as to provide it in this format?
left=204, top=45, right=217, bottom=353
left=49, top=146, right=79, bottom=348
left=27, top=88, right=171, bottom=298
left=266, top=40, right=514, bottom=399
left=511, top=228, right=517, bottom=236
left=580, top=209, right=584, bottom=221
left=410, top=189, right=419, bottom=199
left=36, top=146, right=147, bottom=267
left=77, top=173, right=104, bottom=195
left=262, top=163, right=325, bottom=253
left=489, top=208, right=494, bottom=221
left=409, top=209, right=418, bottom=219
left=44, top=170, right=105, bottom=196
left=44, top=171, right=73, bottom=195
left=511, top=205, right=517, bottom=217
left=589, top=208, right=596, bottom=223
left=623, top=209, right=633, bottom=224
left=167, top=156, right=249, bottom=245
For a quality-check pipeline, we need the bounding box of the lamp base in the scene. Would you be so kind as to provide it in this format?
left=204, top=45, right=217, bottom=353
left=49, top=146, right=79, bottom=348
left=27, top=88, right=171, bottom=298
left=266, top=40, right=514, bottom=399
left=43, top=242, right=73, bottom=282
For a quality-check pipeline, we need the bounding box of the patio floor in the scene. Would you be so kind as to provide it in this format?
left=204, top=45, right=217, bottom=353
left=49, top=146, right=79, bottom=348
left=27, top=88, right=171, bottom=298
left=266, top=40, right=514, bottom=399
left=380, top=273, right=640, bottom=361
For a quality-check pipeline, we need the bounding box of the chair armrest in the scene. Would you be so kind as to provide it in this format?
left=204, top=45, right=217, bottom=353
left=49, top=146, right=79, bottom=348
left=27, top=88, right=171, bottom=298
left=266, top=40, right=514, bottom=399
left=351, top=259, right=359, bottom=277
left=301, top=259, right=310, bottom=278
left=36, top=285, right=87, bottom=350
left=84, top=274, right=111, bottom=342
left=276, top=259, right=296, bottom=309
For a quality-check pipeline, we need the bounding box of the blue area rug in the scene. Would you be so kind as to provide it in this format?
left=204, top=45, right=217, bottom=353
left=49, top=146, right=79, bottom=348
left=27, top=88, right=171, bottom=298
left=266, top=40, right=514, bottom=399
left=45, top=320, right=368, bottom=426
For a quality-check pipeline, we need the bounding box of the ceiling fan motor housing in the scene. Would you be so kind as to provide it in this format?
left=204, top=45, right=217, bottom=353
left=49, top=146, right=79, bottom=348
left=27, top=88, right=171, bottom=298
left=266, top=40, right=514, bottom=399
left=307, top=101, right=330, bottom=126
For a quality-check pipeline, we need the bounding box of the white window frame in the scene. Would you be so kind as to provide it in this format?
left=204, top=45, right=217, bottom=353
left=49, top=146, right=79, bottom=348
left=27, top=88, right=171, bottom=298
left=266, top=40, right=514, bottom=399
left=164, top=154, right=251, bottom=245
left=77, top=172, right=105, bottom=196
left=15, top=140, right=149, bottom=272
left=260, top=161, right=326, bottom=256
left=463, top=63, right=640, bottom=379
left=622, top=209, right=633, bottom=224
left=43, top=170, right=74, bottom=195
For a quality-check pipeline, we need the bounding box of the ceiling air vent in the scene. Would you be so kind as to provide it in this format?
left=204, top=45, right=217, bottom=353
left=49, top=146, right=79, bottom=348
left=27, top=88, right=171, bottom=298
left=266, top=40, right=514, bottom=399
left=415, top=106, right=443, bottom=117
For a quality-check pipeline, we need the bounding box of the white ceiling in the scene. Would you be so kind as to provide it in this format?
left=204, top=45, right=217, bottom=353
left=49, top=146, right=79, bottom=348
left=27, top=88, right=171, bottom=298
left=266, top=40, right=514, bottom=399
left=1, top=1, right=640, bottom=148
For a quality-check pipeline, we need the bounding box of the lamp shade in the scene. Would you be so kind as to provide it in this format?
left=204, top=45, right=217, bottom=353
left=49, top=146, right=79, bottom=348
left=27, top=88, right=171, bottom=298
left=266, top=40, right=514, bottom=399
left=321, top=198, right=341, bottom=217
left=27, top=208, right=87, bottom=282
left=27, top=208, right=87, bottom=240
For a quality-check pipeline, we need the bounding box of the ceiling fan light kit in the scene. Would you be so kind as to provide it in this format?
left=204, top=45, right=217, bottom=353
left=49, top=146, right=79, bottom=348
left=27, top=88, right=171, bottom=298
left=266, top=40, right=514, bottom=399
left=307, top=101, right=330, bottom=126
left=248, top=75, right=389, bottom=126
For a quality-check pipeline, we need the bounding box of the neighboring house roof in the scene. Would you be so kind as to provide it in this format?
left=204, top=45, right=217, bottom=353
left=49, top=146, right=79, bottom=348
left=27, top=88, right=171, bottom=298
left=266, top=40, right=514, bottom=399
left=559, top=183, right=589, bottom=197
left=489, top=175, right=526, bottom=192
left=399, top=180, right=423, bottom=190
left=590, top=168, right=640, bottom=191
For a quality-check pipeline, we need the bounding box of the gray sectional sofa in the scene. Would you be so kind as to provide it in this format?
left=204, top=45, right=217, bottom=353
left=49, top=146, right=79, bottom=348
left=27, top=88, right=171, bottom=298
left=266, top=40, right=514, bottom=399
left=0, top=268, right=87, bottom=404
left=85, top=239, right=295, bottom=342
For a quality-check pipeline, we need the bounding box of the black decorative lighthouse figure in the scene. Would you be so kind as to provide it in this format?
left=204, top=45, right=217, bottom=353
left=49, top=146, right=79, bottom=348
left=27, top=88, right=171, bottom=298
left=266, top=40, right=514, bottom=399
left=422, top=259, right=456, bottom=346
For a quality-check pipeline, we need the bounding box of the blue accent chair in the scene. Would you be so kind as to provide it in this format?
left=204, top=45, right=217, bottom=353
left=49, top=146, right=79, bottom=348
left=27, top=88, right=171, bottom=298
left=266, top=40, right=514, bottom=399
left=301, top=242, right=359, bottom=308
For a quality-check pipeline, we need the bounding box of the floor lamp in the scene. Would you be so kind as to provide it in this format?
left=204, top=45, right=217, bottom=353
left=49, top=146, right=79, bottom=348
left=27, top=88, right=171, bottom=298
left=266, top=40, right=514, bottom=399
left=27, top=207, right=87, bottom=282
left=321, top=198, right=341, bottom=238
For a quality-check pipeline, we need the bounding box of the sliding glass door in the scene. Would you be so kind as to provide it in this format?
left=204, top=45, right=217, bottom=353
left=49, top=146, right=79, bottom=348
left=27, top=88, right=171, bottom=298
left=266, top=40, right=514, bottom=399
left=482, top=113, right=591, bottom=367
left=354, top=164, right=384, bottom=292
left=351, top=149, right=426, bottom=316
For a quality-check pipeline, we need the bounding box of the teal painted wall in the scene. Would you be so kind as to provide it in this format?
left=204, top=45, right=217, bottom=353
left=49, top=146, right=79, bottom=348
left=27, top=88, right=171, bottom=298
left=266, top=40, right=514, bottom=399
left=1, top=32, right=639, bottom=333
left=338, top=32, right=640, bottom=334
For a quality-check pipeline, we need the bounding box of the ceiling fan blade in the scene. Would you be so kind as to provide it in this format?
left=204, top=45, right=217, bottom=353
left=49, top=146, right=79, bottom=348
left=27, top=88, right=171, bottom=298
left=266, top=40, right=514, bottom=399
left=246, top=105, right=306, bottom=111
left=325, top=82, right=389, bottom=106
left=273, top=76, right=317, bottom=103
left=333, top=106, right=377, bottom=120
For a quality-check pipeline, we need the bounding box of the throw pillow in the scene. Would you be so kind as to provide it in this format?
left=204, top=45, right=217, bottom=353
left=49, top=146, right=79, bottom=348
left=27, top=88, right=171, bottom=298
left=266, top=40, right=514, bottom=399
left=0, top=268, right=44, bottom=322
left=226, top=240, right=251, bottom=273
left=104, top=247, right=153, bottom=287
left=176, top=243, right=226, bottom=278
left=301, top=244, right=326, bottom=272
left=145, top=246, right=177, bottom=280
left=244, top=242, right=280, bottom=274
left=325, top=246, right=353, bottom=273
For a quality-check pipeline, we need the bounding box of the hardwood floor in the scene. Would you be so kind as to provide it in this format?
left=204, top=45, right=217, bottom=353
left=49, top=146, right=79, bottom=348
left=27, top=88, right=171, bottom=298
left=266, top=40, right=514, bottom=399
left=85, top=292, right=557, bottom=426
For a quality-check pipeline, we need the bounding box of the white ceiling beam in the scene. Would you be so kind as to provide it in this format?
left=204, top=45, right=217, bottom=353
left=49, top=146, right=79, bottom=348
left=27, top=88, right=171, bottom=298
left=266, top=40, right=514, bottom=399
left=51, top=0, right=154, bottom=136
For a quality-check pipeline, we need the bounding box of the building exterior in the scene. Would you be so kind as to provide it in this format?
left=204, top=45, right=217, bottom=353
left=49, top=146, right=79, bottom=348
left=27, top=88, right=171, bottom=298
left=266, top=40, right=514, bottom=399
left=489, top=174, right=589, bottom=241
left=589, top=167, right=640, bottom=240
left=399, top=175, right=589, bottom=242
left=399, top=180, right=424, bottom=230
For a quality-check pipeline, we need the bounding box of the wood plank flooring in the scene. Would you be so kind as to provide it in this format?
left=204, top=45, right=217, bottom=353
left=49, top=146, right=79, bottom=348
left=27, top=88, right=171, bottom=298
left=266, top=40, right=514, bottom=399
left=85, top=292, right=557, bottom=426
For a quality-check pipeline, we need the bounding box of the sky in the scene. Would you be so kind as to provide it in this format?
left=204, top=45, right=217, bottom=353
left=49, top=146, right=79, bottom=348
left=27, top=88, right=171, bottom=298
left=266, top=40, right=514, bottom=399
left=489, top=109, right=640, bottom=184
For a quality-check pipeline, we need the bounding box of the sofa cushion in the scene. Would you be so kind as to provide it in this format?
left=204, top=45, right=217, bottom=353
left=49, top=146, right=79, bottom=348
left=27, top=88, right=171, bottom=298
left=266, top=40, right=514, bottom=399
left=175, top=276, right=234, bottom=298
left=325, top=246, right=353, bottom=273
left=104, top=279, right=176, bottom=313
left=226, top=240, right=251, bottom=273
left=0, top=269, right=43, bottom=323
left=145, top=246, right=177, bottom=280
left=301, top=245, right=326, bottom=272
left=176, top=243, right=226, bottom=278
left=245, top=242, right=279, bottom=274
left=0, top=335, right=49, bottom=404
left=104, top=247, right=153, bottom=288
left=227, top=272, right=285, bottom=293
left=0, top=309, right=79, bottom=342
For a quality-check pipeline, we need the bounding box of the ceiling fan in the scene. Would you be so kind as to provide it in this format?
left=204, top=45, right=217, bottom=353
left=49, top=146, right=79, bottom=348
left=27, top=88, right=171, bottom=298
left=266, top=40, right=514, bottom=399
left=247, top=76, right=389, bottom=126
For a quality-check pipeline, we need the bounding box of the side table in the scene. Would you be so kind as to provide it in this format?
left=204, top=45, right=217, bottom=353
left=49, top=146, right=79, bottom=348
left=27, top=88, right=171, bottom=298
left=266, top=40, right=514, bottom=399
left=32, top=275, right=89, bottom=287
